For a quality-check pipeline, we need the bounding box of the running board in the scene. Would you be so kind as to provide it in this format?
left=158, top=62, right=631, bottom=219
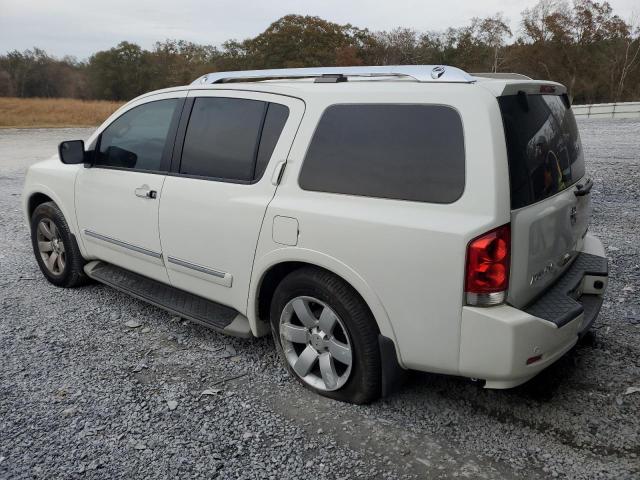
left=84, top=261, right=252, bottom=338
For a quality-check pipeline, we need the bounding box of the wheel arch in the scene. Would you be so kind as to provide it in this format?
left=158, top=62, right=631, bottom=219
left=24, top=187, right=71, bottom=229
left=27, top=192, right=55, bottom=219
left=248, top=248, right=401, bottom=363
left=24, top=183, right=87, bottom=255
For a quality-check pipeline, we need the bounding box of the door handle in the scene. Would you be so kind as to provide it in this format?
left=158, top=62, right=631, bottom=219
left=271, top=160, right=286, bottom=186
left=135, top=185, right=157, bottom=199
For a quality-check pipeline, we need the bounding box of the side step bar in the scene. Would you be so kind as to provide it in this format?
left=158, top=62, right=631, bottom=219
left=84, top=261, right=252, bottom=338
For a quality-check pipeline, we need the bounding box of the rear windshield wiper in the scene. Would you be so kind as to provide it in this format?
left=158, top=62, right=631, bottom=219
left=574, top=178, right=593, bottom=196
left=517, top=90, right=529, bottom=112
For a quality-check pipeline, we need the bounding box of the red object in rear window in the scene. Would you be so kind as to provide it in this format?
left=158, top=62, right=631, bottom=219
left=465, top=224, right=511, bottom=294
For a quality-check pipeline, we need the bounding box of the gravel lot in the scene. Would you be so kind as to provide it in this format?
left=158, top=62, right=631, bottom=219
left=1, top=121, right=639, bottom=479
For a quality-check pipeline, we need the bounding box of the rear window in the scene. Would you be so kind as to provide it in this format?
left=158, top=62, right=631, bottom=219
left=498, top=94, right=585, bottom=209
left=299, top=104, right=465, bottom=203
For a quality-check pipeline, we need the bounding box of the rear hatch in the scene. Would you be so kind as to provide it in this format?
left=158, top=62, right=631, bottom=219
left=498, top=90, right=591, bottom=308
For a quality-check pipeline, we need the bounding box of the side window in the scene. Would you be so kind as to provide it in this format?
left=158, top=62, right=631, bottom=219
left=179, top=97, right=289, bottom=182
left=96, top=99, right=179, bottom=171
left=299, top=104, right=465, bottom=203
left=255, top=103, right=289, bottom=179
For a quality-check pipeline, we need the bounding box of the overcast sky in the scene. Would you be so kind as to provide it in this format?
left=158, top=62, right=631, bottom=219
left=1, top=0, right=637, bottom=59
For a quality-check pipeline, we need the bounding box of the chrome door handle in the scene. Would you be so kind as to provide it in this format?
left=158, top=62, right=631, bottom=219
left=271, top=160, right=286, bottom=185
left=135, top=185, right=157, bottom=199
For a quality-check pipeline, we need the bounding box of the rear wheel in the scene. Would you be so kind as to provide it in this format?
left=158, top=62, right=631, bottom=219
left=270, top=267, right=381, bottom=404
left=30, top=202, right=88, bottom=288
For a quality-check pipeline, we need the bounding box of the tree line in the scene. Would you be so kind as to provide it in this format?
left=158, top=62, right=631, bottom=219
left=1, top=0, right=638, bottom=104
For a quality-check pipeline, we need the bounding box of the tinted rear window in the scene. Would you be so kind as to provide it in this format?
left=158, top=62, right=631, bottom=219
left=299, top=104, right=465, bottom=203
left=255, top=103, right=289, bottom=179
left=179, top=98, right=289, bottom=182
left=498, top=94, right=585, bottom=209
left=180, top=97, right=266, bottom=181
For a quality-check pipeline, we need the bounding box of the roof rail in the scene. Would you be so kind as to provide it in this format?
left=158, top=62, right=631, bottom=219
left=472, top=72, right=533, bottom=80
left=191, top=65, right=475, bottom=85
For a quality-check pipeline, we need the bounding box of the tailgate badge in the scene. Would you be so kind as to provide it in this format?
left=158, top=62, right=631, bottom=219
left=530, top=262, right=555, bottom=286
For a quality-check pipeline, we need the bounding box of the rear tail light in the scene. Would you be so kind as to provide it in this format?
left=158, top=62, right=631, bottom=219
left=465, top=224, right=511, bottom=306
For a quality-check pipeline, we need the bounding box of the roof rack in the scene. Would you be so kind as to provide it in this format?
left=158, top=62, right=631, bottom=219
left=472, top=72, right=533, bottom=80
left=191, top=65, right=476, bottom=85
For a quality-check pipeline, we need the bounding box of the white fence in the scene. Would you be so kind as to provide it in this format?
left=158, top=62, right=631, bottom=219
left=572, top=101, right=640, bottom=119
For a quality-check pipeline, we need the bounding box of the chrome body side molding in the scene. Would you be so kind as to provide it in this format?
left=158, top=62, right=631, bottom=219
left=84, top=229, right=162, bottom=259
left=166, top=256, right=227, bottom=279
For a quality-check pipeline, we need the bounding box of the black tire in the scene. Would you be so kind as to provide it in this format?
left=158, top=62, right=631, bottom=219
left=30, top=201, right=89, bottom=288
left=270, top=267, right=381, bottom=404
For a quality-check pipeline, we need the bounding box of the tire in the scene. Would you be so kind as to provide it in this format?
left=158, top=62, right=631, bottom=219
left=30, top=201, right=89, bottom=288
left=270, top=267, right=381, bottom=404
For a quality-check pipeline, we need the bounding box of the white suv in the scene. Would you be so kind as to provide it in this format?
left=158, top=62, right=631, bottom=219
left=23, top=65, right=608, bottom=403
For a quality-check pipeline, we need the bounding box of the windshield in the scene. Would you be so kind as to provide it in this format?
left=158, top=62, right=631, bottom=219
left=498, top=94, right=585, bottom=209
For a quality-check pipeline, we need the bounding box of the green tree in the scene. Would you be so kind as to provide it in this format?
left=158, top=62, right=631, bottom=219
left=87, top=42, right=153, bottom=100
left=1, top=6, right=639, bottom=103
left=242, top=15, right=368, bottom=68
left=149, top=40, right=220, bottom=89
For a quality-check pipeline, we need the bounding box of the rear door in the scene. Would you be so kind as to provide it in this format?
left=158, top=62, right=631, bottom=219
left=158, top=90, right=304, bottom=313
left=499, top=92, right=591, bottom=308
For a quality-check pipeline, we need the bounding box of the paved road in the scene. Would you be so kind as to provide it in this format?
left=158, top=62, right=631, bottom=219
left=1, top=121, right=639, bottom=479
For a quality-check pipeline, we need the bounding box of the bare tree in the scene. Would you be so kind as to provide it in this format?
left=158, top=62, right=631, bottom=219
left=473, top=14, right=513, bottom=72
left=616, top=19, right=640, bottom=101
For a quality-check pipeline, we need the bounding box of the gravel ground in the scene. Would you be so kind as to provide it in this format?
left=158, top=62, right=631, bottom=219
left=1, top=121, right=639, bottom=479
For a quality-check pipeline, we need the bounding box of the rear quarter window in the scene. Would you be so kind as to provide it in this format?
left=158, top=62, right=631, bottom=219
left=299, top=104, right=465, bottom=203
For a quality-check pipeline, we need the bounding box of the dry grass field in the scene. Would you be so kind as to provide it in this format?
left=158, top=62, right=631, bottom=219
left=0, top=97, right=124, bottom=128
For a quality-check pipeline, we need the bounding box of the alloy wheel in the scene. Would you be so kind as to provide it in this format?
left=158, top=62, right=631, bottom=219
left=279, top=296, right=353, bottom=391
left=36, top=218, right=66, bottom=275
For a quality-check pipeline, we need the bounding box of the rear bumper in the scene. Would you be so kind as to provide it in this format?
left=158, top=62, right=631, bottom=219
left=458, top=233, right=608, bottom=388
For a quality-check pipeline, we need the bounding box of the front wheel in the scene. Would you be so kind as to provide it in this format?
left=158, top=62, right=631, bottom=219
left=270, top=267, right=381, bottom=404
left=30, top=201, right=88, bottom=288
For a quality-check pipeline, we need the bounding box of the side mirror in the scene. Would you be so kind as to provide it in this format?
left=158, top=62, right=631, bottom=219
left=58, top=140, right=86, bottom=165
